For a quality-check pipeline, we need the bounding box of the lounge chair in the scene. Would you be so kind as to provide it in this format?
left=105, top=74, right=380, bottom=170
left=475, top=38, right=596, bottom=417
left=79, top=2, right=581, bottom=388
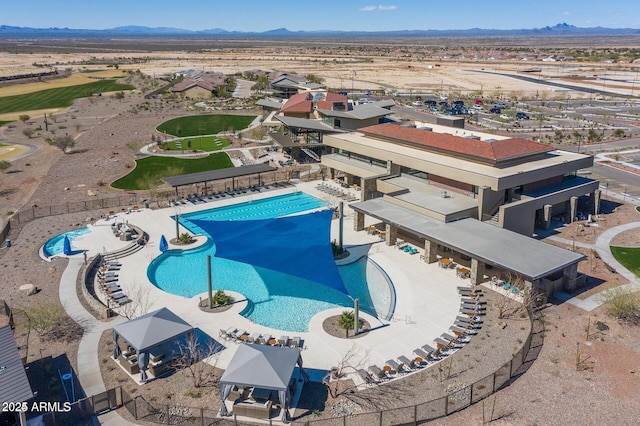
left=258, top=334, right=272, bottom=345
left=357, top=369, right=375, bottom=384
left=384, top=359, right=399, bottom=375
left=278, top=336, right=289, bottom=346
left=413, top=348, right=429, bottom=359
left=247, top=332, right=261, bottom=344
left=422, top=344, right=436, bottom=355
left=449, top=325, right=467, bottom=336
left=368, top=365, right=386, bottom=380
left=397, top=355, right=415, bottom=372
left=233, top=329, right=247, bottom=340
left=289, top=336, right=301, bottom=348
left=221, top=327, right=236, bottom=340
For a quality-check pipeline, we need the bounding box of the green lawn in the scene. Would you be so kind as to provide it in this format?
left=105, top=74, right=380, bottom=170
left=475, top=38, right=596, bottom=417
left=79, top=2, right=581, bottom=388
left=111, top=152, right=234, bottom=190
left=0, top=80, right=135, bottom=115
left=156, top=114, right=256, bottom=137
left=636, top=206, right=640, bottom=213
left=162, top=136, right=231, bottom=152
left=611, top=246, right=640, bottom=277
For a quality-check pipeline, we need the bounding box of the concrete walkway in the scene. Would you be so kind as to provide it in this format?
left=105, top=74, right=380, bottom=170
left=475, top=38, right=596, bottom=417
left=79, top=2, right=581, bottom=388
left=59, top=257, right=132, bottom=424
left=551, top=221, right=640, bottom=311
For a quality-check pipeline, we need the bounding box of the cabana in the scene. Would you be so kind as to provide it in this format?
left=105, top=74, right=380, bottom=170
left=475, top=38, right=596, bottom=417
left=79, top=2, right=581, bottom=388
left=219, top=344, right=309, bottom=421
left=112, top=307, right=193, bottom=382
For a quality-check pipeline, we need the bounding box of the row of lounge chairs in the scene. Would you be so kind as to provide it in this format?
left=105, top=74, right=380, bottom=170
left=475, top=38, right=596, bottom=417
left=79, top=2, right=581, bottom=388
left=360, top=287, right=486, bottom=386
left=97, top=261, right=131, bottom=307
left=219, top=327, right=302, bottom=348
left=170, top=186, right=267, bottom=207
left=316, top=182, right=358, bottom=202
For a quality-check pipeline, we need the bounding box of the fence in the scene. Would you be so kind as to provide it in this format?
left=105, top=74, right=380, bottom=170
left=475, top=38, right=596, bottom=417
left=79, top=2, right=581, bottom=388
left=6, top=167, right=322, bottom=229
left=28, top=307, right=543, bottom=426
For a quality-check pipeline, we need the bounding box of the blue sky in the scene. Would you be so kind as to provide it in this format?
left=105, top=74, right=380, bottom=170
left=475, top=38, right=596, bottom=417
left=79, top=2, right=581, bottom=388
left=3, top=0, right=638, bottom=32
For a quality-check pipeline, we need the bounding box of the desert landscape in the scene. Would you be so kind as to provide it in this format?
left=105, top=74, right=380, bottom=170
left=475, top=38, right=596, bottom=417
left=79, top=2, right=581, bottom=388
left=1, top=34, right=640, bottom=425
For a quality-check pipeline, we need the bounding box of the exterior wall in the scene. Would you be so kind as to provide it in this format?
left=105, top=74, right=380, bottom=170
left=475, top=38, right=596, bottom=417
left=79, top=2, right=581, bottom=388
left=478, top=186, right=505, bottom=220
left=522, top=175, right=563, bottom=192
left=429, top=175, right=474, bottom=193
left=339, top=117, right=383, bottom=131
left=499, top=202, right=537, bottom=236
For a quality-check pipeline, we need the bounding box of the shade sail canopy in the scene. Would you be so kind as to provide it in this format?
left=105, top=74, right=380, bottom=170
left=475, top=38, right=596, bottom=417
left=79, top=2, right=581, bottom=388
left=159, top=235, right=168, bottom=253
left=188, top=209, right=348, bottom=294
left=113, top=307, right=193, bottom=351
left=220, top=344, right=301, bottom=391
left=63, top=235, right=72, bottom=255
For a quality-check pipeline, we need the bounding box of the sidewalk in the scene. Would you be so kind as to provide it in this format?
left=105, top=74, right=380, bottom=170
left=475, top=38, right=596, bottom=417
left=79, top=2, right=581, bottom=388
left=59, top=257, right=133, bottom=424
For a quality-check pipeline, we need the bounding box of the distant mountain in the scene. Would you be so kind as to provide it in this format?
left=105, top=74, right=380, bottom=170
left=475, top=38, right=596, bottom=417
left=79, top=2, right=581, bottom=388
left=0, top=23, right=638, bottom=38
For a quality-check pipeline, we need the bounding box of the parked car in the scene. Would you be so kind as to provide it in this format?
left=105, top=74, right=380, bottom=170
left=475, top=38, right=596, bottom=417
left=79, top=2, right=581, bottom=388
left=453, top=100, right=465, bottom=105
left=439, top=94, right=448, bottom=100
left=473, top=105, right=483, bottom=110
left=412, top=101, right=423, bottom=107
left=475, top=99, right=484, bottom=105
left=489, top=107, right=501, bottom=114
left=425, top=99, right=437, bottom=106
left=516, top=112, right=530, bottom=120
left=500, top=114, right=510, bottom=120
left=430, top=106, right=439, bottom=112
left=494, top=102, right=509, bottom=109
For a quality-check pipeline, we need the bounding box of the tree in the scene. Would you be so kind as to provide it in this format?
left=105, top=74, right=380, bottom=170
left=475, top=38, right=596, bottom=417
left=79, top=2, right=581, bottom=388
left=18, top=114, right=30, bottom=124
left=305, top=73, right=324, bottom=84
left=50, top=135, right=75, bottom=153
left=553, top=129, right=564, bottom=144
left=587, top=128, right=602, bottom=144
left=175, top=332, right=222, bottom=388
left=22, top=128, right=35, bottom=139
left=613, top=129, right=625, bottom=139
left=337, top=310, right=363, bottom=338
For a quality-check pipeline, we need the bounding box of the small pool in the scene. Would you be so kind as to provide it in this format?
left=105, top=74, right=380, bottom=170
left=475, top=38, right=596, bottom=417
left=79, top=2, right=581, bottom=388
left=42, top=227, right=91, bottom=258
left=149, top=192, right=396, bottom=331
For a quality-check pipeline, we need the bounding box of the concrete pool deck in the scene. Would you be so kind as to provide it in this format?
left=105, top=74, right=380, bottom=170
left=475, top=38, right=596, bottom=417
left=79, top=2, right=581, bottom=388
left=65, top=181, right=471, bottom=383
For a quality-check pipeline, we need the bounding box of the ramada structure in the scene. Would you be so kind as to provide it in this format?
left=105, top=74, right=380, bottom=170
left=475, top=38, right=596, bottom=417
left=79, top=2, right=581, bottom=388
left=320, top=122, right=600, bottom=296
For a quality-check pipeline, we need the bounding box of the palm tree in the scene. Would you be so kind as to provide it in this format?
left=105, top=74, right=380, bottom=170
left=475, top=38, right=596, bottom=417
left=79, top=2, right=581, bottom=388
left=338, top=311, right=355, bottom=338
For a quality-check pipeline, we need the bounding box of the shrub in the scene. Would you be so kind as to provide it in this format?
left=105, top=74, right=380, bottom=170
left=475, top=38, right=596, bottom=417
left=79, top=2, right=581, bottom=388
left=212, top=290, right=234, bottom=306
left=600, top=287, right=640, bottom=323
left=178, top=233, right=194, bottom=244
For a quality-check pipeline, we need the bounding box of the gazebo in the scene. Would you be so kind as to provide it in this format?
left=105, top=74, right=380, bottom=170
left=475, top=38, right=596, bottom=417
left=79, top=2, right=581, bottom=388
left=219, top=344, right=309, bottom=421
left=112, top=307, right=193, bottom=382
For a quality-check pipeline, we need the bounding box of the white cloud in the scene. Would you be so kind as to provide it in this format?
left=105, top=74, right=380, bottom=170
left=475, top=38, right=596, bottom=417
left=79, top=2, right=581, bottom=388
left=561, top=11, right=571, bottom=16
left=359, top=5, right=397, bottom=12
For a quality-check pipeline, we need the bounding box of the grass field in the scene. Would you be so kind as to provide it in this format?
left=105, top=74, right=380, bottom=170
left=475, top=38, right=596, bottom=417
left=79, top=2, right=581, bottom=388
left=0, top=80, right=135, bottom=115
left=0, top=71, right=126, bottom=97
left=111, top=152, right=234, bottom=190
left=156, top=114, right=256, bottom=137
left=611, top=246, right=640, bottom=277
left=162, top=136, right=231, bottom=152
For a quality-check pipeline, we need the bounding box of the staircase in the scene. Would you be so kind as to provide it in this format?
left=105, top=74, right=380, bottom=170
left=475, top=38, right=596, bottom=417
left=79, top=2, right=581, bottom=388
left=103, top=229, right=148, bottom=261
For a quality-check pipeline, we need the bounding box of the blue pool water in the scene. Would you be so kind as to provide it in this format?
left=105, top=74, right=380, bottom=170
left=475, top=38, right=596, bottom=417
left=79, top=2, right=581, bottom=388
left=148, top=192, right=395, bottom=331
left=43, top=227, right=91, bottom=258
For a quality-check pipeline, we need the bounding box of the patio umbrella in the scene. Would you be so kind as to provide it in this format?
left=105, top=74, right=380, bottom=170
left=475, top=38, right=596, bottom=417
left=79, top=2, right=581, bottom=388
left=63, top=235, right=72, bottom=255
left=159, top=235, right=168, bottom=253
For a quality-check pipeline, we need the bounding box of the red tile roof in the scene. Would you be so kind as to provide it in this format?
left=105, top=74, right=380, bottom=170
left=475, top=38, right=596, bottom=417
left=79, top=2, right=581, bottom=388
left=281, top=93, right=313, bottom=113
left=359, top=123, right=552, bottom=164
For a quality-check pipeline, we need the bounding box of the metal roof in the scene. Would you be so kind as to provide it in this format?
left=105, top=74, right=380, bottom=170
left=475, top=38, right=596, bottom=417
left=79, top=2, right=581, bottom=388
left=275, top=116, right=340, bottom=132
left=161, top=164, right=276, bottom=188
left=317, top=104, right=393, bottom=120
left=350, top=198, right=584, bottom=280
left=0, top=324, right=33, bottom=404
left=113, top=308, right=193, bottom=351
left=256, top=98, right=284, bottom=109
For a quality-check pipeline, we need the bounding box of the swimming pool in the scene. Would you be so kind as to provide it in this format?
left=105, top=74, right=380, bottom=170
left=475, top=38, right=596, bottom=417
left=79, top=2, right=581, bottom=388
left=148, top=192, right=395, bottom=331
left=42, top=227, right=91, bottom=258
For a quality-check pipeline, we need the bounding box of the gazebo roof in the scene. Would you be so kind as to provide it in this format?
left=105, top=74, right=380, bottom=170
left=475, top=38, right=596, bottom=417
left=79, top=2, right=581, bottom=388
left=220, top=344, right=301, bottom=391
left=113, top=307, right=193, bottom=351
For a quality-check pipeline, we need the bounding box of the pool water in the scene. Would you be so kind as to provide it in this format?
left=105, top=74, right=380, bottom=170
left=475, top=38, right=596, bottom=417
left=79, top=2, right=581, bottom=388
left=149, top=192, right=395, bottom=331
left=43, top=227, right=91, bottom=258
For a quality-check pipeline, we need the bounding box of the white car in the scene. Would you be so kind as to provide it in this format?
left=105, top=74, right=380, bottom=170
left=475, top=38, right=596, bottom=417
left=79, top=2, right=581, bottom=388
left=500, top=114, right=510, bottom=120
left=439, top=94, right=448, bottom=100
left=472, top=105, right=483, bottom=110
left=412, top=101, right=423, bottom=107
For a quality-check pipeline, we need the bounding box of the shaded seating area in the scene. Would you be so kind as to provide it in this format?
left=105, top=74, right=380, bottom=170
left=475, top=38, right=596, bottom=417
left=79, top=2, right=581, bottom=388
left=219, top=344, right=309, bottom=421
left=112, top=307, right=194, bottom=383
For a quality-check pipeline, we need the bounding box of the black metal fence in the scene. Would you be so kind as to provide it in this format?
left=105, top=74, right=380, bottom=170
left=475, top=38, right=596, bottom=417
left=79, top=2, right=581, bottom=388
left=29, top=307, right=542, bottom=426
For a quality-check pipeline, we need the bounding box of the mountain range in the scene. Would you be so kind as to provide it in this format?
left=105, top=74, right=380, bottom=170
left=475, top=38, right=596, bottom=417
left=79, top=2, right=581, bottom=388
left=0, top=23, right=639, bottom=38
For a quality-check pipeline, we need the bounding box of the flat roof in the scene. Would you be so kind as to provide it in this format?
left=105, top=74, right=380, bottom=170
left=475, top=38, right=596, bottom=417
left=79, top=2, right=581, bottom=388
left=317, top=104, right=392, bottom=120
left=275, top=116, right=341, bottom=132
left=0, top=324, right=33, bottom=405
left=161, top=164, right=276, bottom=188
left=350, top=198, right=584, bottom=280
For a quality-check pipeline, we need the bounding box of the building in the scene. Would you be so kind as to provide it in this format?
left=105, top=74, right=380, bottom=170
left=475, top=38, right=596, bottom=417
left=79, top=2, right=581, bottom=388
left=321, top=122, right=599, bottom=296
left=0, top=315, right=33, bottom=426
left=170, top=71, right=228, bottom=98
